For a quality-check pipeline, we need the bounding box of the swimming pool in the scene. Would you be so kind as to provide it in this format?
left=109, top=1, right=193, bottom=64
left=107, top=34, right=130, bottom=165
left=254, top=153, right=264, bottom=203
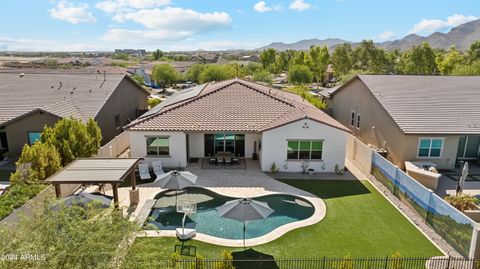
left=144, top=187, right=315, bottom=240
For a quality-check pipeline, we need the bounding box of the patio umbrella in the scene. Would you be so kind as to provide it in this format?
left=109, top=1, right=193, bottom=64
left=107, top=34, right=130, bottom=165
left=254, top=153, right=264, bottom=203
left=457, top=162, right=469, bottom=194
left=52, top=192, right=113, bottom=210
left=216, top=198, right=274, bottom=249
left=150, top=170, right=198, bottom=205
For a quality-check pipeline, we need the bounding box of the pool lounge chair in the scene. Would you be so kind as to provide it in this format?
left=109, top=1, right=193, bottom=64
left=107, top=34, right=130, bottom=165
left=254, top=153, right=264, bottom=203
left=138, top=163, right=151, bottom=181
left=152, top=161, right=165, bottom=178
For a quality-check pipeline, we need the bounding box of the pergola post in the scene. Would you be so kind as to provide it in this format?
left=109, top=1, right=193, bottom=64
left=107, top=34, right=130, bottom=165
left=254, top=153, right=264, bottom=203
left=54, top=184, right=62, bottom=198
left=131, top=170, right=136, bottom=190
left=112, top=183, right=119, bottom=208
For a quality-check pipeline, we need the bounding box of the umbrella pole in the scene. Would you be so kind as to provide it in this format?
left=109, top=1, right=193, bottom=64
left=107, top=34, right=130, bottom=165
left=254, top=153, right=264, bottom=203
left=243, top=221, right=246, bottom=250
left=175, top=190, right=178, bottom=207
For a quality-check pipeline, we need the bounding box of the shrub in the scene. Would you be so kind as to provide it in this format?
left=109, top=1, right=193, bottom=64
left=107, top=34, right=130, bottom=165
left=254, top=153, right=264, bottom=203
left=148, top=98, right=161, bottom=109
left=270, top=162, right=279, bottom=173
left=287, top=64, right=313, bottom=84
left=0, top=183, right=45, bottom=220
left=215, top=250, right=234, bottom=269
left=445, top=194, right=479, bottom=212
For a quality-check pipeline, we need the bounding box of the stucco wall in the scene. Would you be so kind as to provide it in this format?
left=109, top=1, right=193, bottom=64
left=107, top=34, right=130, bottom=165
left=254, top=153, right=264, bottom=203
left=245, top=133, right=261, bottom=158
left=95, top=78, right=148, bottom=145
left=188, top=133, right=204, bottom=158
left=260, top=119, right=347, bottom=173
left=331, top=78, right=459, bottom=169
left=5, top=111, right=60, bottom=157
left=129, top=131, right=187, bottom=168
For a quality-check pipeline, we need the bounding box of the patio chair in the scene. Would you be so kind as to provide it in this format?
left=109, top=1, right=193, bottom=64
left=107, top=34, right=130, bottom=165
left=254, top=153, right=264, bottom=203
left=152, top=161, right=165, bottom=178
left=138, top=163, right=151, bottom=181
left=217, top=157, right=225, bottom=165
left=232, top=154, right=240, bottom=164
left=209, top=157, right=218, bottom=165
left=224, top=157, right=232, bottom=165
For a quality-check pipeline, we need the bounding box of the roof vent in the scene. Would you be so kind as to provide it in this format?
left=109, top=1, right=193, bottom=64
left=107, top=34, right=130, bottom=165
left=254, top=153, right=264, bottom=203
left=19, top=73, right=25, bottom=78
left=89, top=89, right=92, bottom=93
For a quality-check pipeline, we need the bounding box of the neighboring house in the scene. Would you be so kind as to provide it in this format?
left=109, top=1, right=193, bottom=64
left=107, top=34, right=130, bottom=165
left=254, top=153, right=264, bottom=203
left=114, top=49, right=146, bottom=57
left=329, top=75, right=480, bottom=169
left=0, top=72, right=149, bottom=158
left=125, top=78, right=350, bottom=173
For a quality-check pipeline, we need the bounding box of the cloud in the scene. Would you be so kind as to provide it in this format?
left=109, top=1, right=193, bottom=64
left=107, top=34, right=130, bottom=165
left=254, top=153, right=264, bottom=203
left=254, top=1, right=272, bottom=12
left=48, top=1, right=96, bottom=24
left=409, top=14, right=479, bottom=35
left=0, top=36, right=104, bottom=51
left=289, top=0, right=311, bottom=11
left=95, top=0, right=170, bottom=13
left=102, top=7, right=231, bottom=42
left=375, top=31, right=396, bottom=41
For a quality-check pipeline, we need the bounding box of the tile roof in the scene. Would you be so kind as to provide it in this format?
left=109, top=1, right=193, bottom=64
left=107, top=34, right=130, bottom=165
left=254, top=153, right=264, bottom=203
left=0, top=72, right=136, bottom=126
left=342, top=75, right=480, bottom=134
left=127, top=78, right=349, bottom=133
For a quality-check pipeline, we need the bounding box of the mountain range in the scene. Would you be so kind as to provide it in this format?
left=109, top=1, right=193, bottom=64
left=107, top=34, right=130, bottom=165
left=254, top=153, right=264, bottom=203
left=256, top=19, right=480, bottom=51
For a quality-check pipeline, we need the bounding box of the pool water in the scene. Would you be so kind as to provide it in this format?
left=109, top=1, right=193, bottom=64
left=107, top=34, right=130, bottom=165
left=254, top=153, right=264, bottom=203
left=144, top=187, right=315, bottom=240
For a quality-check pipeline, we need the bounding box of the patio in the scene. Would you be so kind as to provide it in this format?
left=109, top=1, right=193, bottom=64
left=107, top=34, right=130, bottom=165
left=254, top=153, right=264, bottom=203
left=436, top=162, right=480, bottom=197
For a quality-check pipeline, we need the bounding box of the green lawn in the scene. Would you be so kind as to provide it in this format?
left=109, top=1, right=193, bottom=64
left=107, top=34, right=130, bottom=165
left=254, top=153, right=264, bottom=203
left=127, top=180, right=442, bottom=260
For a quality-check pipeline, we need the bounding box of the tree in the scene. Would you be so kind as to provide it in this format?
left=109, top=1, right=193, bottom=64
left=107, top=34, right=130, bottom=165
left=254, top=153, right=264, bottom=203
left=185, top=64, right=206, bottom=83
left=0, top=203, right=138, bottom=269
left=153, top=49, right=163, bottom=60
left=45, top=58, right=59, bottom=68
left=198, top=65, right=236, bottom=83
left=398, top=42, right=437, bottom=75
left=452, top=60, right=480, bottom=75
left=10, top=142, right=61, bottom=184
left=332, top=44, right=353, bottom=76
left=259, top=48, right=276, bottom=71
left=436, top=46, right=464, bottom=75
left=306, top=46, right=330, bottom=82
left=152, top=64, right=181, bottom=88
left=287, top=64, right=313, bottom=84
left=467, top=40, right=480, bottom=63
left=252, top=69, right=272, bottom=84
left=352, top=40, right=390, bottom=73
left=41, top=118, right=102, bottom=166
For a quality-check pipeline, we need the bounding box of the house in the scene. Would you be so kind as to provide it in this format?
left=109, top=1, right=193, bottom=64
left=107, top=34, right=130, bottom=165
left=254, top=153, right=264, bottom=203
left=329, top=75, right=480, bottom=169
left=114, top=49, right=146, bottom=57
left=0, top=72, right=149, bottom=158
left=125, top=78, right=350, bottom=173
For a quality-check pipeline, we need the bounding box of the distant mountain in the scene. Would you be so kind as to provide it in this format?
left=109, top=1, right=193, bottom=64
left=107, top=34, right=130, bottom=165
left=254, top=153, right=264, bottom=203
left=257, top=19, right=480, bottom=51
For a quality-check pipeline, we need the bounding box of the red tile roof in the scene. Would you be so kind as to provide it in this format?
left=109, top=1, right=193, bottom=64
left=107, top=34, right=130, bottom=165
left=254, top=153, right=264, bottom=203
left=127, top=78, right=349, bottom=133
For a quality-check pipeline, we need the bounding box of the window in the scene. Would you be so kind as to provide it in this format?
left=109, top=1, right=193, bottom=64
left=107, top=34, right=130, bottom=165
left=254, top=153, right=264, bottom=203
left=146, top=136, right=169, bottom=156
left=350, top=111, right=356, bottom=127
left=287, top=140, right=323, bottom=160
left=28, top=132, right=41, bottom=145
left=418, top=138, right=443, bottom=158
left=356, top=114, right=361, bottom=129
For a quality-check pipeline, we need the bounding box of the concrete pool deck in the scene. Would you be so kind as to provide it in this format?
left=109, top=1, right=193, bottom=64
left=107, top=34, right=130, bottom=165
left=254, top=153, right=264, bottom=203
left=104, top=159, right=327, bottom=247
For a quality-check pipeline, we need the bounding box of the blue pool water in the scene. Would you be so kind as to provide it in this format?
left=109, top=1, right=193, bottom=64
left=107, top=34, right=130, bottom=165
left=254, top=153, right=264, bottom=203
left=144, top=187, right=315, bottom=240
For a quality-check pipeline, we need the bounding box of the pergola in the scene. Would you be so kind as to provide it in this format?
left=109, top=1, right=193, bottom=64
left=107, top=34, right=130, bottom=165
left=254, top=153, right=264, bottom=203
left=46, top=158, right=140, bottom=208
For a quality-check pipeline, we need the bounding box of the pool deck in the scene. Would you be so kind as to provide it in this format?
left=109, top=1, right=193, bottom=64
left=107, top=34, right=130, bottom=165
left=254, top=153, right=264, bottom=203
left=103, top=159, right=327, bottom=247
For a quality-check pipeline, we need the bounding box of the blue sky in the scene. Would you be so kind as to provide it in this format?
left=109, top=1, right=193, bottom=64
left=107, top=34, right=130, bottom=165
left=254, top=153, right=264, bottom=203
left=0, top=0, right=479, bottom=51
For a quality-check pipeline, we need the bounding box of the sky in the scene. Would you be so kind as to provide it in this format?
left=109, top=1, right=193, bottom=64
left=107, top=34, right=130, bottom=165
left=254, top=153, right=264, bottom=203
left=0, top=0, right=479, bottom=52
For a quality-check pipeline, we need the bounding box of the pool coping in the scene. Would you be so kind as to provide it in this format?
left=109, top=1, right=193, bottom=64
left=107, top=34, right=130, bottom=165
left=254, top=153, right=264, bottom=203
left=141, top=186, right=326, bottom=247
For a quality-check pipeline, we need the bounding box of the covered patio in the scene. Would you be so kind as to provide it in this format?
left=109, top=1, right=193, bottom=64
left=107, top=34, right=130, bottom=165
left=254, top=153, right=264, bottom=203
left=46, top=158, right=140, bottom=208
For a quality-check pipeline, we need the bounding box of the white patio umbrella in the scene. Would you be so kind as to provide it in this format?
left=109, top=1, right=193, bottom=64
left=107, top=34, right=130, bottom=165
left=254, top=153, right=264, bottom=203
left=216, top=198, right=274, bottom=249
left=457, top=162, right=469, bottom=194
left=149, top=170, right=198, bottom=205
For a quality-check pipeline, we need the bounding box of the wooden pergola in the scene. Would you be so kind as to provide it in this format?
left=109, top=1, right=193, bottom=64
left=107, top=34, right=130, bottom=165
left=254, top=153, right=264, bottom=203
left=46, top=158, right=140, bottom=208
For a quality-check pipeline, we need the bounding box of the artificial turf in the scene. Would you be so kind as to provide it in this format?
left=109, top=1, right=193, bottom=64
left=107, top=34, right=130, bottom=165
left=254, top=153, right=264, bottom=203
left=127, top=180, right=442, bottom=260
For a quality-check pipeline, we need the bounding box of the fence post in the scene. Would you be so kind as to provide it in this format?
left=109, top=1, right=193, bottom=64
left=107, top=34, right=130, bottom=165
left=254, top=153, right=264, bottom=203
left=322, top=256, right=326, bottom=269
left=384, top=256, right=389, bottom=269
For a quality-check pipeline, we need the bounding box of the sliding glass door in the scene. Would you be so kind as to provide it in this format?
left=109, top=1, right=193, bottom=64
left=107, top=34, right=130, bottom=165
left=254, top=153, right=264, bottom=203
left=204, top=133, right=245, bottom=157
left=457, top=135, right=480, bottom=160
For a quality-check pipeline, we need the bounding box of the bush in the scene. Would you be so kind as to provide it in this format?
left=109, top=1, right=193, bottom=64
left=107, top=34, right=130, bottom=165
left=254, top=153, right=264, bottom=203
left=252, top=69, right=272, bottom=84
left=288, top=64, right=313, bottom=84
left=0, top=183, right=45, bottom=220
left=445, top=194, right=479, bottom=212
left=148, top=98, right=161, bottom=109
left=283, top=86, right=327, bottom=109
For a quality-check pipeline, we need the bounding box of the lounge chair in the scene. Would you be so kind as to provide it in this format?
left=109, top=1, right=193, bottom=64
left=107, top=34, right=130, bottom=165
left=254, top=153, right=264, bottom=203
left=152, top=161, right=165, bottom=178
left=138, top=163, right=151, bottom=180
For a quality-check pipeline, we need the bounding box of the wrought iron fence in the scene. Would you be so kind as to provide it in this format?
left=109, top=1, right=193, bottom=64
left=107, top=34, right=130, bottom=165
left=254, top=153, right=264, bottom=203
left=122, top=256, right=479, bottom=269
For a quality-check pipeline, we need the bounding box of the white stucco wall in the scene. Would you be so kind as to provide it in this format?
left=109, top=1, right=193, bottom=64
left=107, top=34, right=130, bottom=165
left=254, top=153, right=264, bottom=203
left=245, top=133, right=261, bottom=158
left=128, top=131, right=187, bottom=168
left=188, top=133, right=204, bottom=158
left=260, top=119, right=348, bottom=173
